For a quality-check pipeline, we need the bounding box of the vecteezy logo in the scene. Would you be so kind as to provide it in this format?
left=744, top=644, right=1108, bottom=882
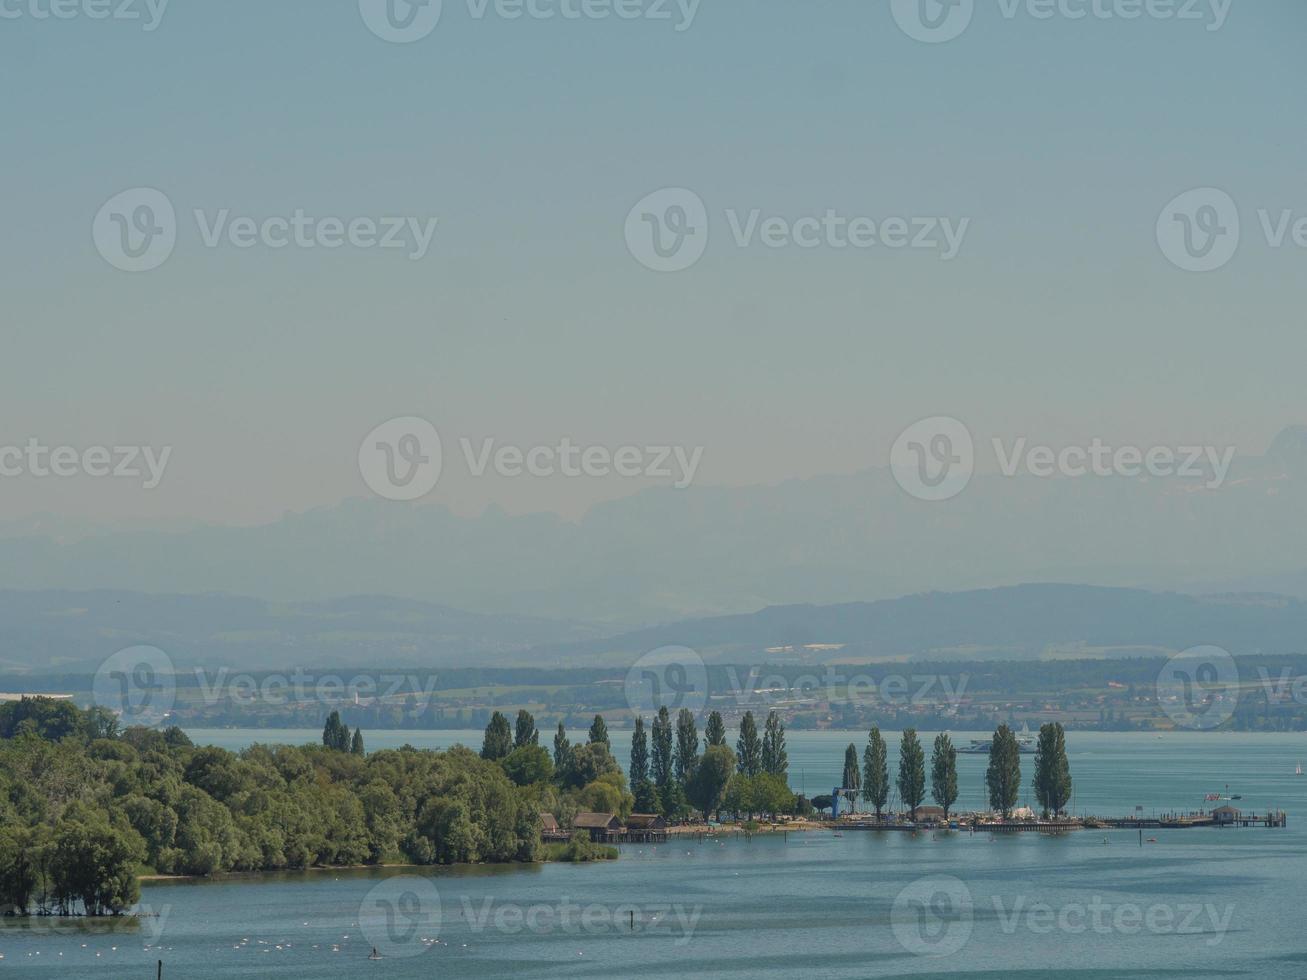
left=359, top=0, right=443, bottom=43
left=1157, top=645, right=1239, bottom=730
left=93, top=188, right=177, bottom=272
left=358, top=417, right=442, bottom=501
left=359, top=876, right=442, bottom=959
left=890, top=0, right=975, bottom=43
left=92, top=645, right=177, bottom=723
left=891, top=876, right=974, bottom=957
left=624, top=188, right=709, bottom=273
left=624, top=645, right=709, bottom=721
left=890, top=417, right=974, bottom=502
left=1156, top=188, right=1240, bottom=272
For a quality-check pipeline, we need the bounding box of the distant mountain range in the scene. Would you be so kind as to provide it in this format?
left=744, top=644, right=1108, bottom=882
left=0, top=425, right=1304, bottom=624
left=0, top=591, right=605, bottom=674
left=523, top=583, right=1307, bottom=666
left=2, top=584, right=1304, bottom=675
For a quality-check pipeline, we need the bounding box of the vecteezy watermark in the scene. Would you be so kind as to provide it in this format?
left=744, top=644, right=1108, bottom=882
left=991, top=895, right=1235, bottom=947
left=890, top=417, right=1237, bottom=502
left=0, top=0, right=170, bottom=30
left=1156, top=188, right=1240, bottom=273
left=624, top=646, right=709, bottom=721
left=719, top=666, right=970, bottom=712
left=360, top=876, right=443, bottom=959
left=1, top=902, right=173, bottom=941
left=890, top=417, right=975, bottom=503
left=893, top=876, right=1235, bottom=956
left=93, top=188, right=439, bottom=272
left=1157, top=187, right=1307, bottom=273
left=358, top=416, right=704, bottom=501
left=0, top=439, right=171, bottom=488
left=92, top=645, right=178, bottom=723
left=892, top=876, right=974, bottom=956
left=459, top=897, right=702, bottom=946
left=1156, top=645, right=1239, bottom=730
left=191, top=669, right=442, bottom=708
left=624, top=188, right=970, bottom=272
left=890, top=0, right=1231, bottom=44
left=358, top=417, right=443, bottom=502
left=358, top=0, right=700, bottom=43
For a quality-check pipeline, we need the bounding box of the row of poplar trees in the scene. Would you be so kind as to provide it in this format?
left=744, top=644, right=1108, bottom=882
left=841, top=722, right=1072, bottom=821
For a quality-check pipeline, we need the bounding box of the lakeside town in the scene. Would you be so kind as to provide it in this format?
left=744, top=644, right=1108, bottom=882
left=12, top=651, right=1307, bottom=735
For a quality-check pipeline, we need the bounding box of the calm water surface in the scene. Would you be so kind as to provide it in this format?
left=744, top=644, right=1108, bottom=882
left=3, top=731, right=1305, bottom=978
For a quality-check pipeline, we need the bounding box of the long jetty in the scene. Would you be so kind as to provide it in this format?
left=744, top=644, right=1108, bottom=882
left=834, top=809, right=1287, bottom=833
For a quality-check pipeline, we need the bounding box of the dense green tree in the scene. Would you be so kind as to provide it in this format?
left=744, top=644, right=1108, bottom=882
left=587, top=715, right=610, bottom=749
left=724, top=772, right=794, bottom=820
left=560, top=741, right=620, bottom=790
left=322, top=711, right=350, bottom=752
left=0, top=699, right=554, bottom=905
left=481, top=711, right=513, bottom=761
left=761, top=711, right=788, bottom=777
left=898, top=729, right=926, bottom=821
left=704, top=711, right=727, bottom=747
left=674, top=709, right=700, bottom=784
left=501, top=745, right=554, bottom=787
left=350, top=728, right=365, bottom=756
left=632, top=780, right=659, bottom=814
left=687, top=744, right=735, bottom=819
left=552, top=721, right=571, bottom=771
left=514, top=710, right=538, bottom=748
left=863, top=727, right=890, bottom=819
left=736, top=712, right=762, bottom=776
left=986, top=724, right=1022, bottom=819
left=659, top=778, right=690, bottom=820
left=1032, top=723, right=1072, bottom=818
left=930, top=733, right=958, bottom=819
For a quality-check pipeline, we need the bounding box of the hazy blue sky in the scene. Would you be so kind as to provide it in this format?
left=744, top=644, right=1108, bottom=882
left=3, top=0, right=1303, bottom=524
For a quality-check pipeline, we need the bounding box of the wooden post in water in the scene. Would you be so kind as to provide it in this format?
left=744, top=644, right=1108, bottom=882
left=157, top=961, right=163, bottom=980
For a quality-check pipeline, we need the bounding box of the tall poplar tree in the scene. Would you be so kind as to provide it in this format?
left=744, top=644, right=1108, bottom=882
left=514, top=710, right=538, bottom=748
left=736, top=711, right=762, bottom=776
left=553, top=721, right=571, bottom=770
left=704, top=711, right=727, bottom=747
left=930, top=732, right=958, bottom=819
left=761, top=711, right=788, bottom=777
left=986, top=724, right=1022, bottom=819
left=630, top=716, right=657, bottom=812
left=863, top=727, right=890, bottom=819
left=587, top=715, right=610, bottom=749
left=842, top=743, right=862, bottom=795
left=898, top=729, right=926, bottom=821
left=674, top=708, right=701, bottom=784
left=1033, top=722, right=1072, bottom=818
left=651, top=706, right=674, bottom=791
left=480, top=711, right=512, bottom=761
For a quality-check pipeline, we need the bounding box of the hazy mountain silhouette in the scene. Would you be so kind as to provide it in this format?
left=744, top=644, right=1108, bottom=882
left=0, top=427, right=1303, bottom=623
left=0, top=590, right=603, bottom=673
left=523, top=584, right=1307, bottom=666
left=3, top=584, right=1303, bottom=674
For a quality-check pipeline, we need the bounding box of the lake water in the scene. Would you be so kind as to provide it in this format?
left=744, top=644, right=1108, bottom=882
left=3, top=730, right=1305, bottom=978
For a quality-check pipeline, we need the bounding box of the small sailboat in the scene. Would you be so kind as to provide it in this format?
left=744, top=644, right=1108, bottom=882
left=1296, top=762, right=1302, bottom=776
